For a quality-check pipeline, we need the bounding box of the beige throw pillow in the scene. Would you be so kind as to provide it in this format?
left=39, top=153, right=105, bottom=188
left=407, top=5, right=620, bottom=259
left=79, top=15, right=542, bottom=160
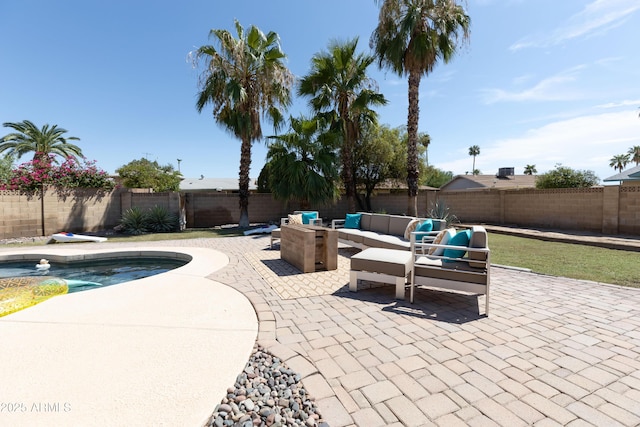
left=288, top=214, right=303, bottom=225
left=428, top=228, right=456, bottom=256
left=403, top=219, right=421, bottom=240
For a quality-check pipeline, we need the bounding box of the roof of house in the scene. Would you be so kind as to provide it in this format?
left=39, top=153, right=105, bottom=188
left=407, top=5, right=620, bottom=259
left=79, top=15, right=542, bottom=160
left=179, top=177, right=258, bottom=191
left=440, top=174, right=537, bottom=191
left=603, top=164, right=640, bottom=182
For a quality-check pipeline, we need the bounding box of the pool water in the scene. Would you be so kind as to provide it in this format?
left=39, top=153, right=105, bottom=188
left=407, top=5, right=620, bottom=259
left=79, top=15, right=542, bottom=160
left=0, top=258, right=188, bottom=293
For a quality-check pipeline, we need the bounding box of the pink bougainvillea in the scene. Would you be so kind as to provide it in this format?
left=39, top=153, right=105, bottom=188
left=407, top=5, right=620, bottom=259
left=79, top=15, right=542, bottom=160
left=0, top=153, right=115, bottom=192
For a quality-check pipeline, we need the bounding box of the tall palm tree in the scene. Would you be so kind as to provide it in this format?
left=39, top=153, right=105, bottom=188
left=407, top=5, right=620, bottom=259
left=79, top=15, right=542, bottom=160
left=610, top=154, right=630, bottom=173
left=298, top=38, right=387, bottom=213
left=194, top=20, right=293, bottom=227
left=523, top=164, right=537, bottom=175
left=0, top=120, right=82, bottom=163
left=468, top=145, right=480, bottom=174
left=628, top=146, right=640, bottom=166
left=371, top=0, right=470, bottom=216
left=266, top=116, right=340, bottom=209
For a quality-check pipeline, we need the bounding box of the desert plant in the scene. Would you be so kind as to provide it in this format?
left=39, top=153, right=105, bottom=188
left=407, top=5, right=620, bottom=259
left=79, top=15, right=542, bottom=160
left=119, top=207, right=148, bottom=235
left=145, top=205, right=178, bottom=233
left=427, top=200, right=459, bottom=227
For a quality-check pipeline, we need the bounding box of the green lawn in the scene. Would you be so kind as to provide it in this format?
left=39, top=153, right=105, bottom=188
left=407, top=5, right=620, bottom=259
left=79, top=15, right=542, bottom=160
left=489, top=233, right=640, bottom=288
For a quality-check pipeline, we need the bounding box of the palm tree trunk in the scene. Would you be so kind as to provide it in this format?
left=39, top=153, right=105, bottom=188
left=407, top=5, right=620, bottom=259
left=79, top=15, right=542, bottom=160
left=238, top=135, right=252, bottom=228
left=342, top=115, right=357, bottom=213
left=406, top=70, right=421, bottom=217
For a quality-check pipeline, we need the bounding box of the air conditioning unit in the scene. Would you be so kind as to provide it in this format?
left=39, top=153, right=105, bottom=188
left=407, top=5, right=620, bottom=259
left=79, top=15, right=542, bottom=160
left=497, top=167, right=514, bottom=178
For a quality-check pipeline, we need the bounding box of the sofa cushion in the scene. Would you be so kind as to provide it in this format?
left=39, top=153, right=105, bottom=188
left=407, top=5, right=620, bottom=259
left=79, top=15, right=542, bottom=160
left=468, top=226, right=488, bottom=268
left=338, top=228, right=365, bottom=244
left=443, top=229, right=471, bottom=262
left=360, top=213, right=372, bottom=231
left=370, top=214, right=391, bottom=234
left=428, top=228, right=455, bottom=256
left=364, top=233, right=411, bottom=251
left=345, top=213, right=361, bottom=229
left=388, top=215, right=413, bottom=237
left=351, top=248, right=412, bottom=277
left=301, top=212, right=318, bottom=225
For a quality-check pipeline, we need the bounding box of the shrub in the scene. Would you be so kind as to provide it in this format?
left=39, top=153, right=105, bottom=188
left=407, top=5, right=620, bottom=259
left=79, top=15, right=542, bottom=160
left=0, top=154, right=115, bottom=192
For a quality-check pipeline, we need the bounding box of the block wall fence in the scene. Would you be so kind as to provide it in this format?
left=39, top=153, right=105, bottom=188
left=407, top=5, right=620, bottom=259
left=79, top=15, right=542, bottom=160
left=1, top=186, right=638, bottom=239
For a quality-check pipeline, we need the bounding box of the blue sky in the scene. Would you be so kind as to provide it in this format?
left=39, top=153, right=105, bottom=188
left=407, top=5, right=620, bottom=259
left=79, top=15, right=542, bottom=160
left=2, top=0, right=639, bottom=183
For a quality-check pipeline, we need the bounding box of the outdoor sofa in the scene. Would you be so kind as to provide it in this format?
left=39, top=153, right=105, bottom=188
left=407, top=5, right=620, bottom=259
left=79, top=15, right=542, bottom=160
left=331, top=212, right=445, bottom=251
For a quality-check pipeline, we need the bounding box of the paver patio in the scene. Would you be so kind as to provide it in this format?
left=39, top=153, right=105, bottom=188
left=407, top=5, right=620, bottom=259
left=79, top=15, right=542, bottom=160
left=3, top=234, right=640, bottom=426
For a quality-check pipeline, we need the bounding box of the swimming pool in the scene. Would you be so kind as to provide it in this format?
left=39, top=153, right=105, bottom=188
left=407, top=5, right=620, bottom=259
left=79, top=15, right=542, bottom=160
left=0, top=257, right=188, bottom=292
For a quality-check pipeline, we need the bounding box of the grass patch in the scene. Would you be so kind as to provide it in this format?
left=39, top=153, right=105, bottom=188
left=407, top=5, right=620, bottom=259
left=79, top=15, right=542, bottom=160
left=105, top=228, right=245, bottom=242
left=489, top=233, right=640, bottom=288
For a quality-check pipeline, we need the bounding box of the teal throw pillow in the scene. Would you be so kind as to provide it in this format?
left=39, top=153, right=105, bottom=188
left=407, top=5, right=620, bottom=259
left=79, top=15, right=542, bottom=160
left=416, top=219, right=433, bottom=232
left=443, top=229, right=471, bottom=262
left=301, top=212, right=318, bottom=225
left=344, top=213, right=361, bottom=229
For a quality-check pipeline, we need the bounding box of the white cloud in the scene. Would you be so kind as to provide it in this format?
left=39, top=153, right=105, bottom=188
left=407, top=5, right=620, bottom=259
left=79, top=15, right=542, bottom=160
left=510, top=0, right=640, bottom=51
left=595, top=99, right=640, bottom=109
left=480, top=66, right=586, bottom=104
left=437, top=110, right=640, bottom=179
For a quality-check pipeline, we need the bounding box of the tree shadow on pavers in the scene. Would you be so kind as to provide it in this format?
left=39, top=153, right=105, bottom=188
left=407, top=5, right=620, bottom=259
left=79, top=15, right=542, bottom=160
left=335, top=286, right=484, bottom=324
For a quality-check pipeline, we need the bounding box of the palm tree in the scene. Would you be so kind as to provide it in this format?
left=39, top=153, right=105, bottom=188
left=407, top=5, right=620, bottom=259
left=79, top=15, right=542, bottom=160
left=610, top=154, right=630, bottom=173
left=523, top=164, right=537, bottom=175
left=628, top=146, right=640, bottom=166
left=266, top=116, right=340, bottom=209
left=371, top=0, right=470, bottom=216
left=468, top=145, right=480, bottom=174
left=194, top=20, right=293, bottom=227
left=0, top=120, right=82, bottom=163
left=298, top=38, right=387, bottom=213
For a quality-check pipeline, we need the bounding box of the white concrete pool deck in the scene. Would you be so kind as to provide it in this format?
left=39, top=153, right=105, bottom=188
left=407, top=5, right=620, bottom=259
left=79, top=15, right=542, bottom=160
left=0, top=245, right=258, bottom=427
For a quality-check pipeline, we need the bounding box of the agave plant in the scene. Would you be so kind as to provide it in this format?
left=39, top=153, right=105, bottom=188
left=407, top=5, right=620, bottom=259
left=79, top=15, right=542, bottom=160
left=427, top=200, right=459, bottom=228
left=119, top=207, right=148, bottom=235
left=145, top=205, right=178, bottom=233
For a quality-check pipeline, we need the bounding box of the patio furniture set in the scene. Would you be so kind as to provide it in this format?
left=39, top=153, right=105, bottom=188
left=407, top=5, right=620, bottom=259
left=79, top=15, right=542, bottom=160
left=271, top=211, right=491, bottom=316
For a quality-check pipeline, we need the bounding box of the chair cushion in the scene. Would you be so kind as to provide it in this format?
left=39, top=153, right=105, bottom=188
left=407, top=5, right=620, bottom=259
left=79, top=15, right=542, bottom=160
left=301, top=212, right=318, bottom=225
left=414, top=256, right=487, bottom=284
left=345, top=213, right=361, bottom=229
left=429, top=228, right=456, bottom=256
left=443, top=229, right=471, bottom=262
left=288, top=214, right=303, bottom=225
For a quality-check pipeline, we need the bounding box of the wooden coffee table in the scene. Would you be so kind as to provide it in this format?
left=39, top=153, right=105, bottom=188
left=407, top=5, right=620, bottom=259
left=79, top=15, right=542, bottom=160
left=280, top=224, right=338, bottom=273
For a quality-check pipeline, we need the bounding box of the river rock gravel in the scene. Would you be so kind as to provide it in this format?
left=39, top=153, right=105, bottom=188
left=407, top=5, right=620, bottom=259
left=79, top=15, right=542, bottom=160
left=206, top=344, right=329, bottom=427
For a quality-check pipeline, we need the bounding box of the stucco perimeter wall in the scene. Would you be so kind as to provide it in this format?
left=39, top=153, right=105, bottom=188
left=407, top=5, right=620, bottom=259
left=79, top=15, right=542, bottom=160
left=440, top=186, right=639, bottom=235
